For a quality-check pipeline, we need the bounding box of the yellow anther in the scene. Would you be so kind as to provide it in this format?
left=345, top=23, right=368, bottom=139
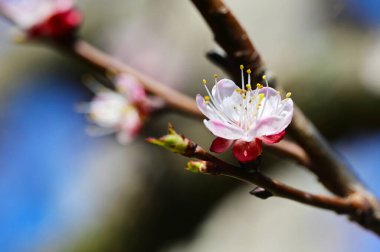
left=259, top=93, right=265, bottom=100
left=240, top=65, right=244, bottom=70
left=204, top=96, right=210, bottom=102
left=246, top=69, right=252, bottom=74
left=214, top=74, right=218, bottom=79
left=246, top=84, right=251, bottom=90
left=202, top=79, right=207, bottom=85
left=262, top=75, right=267, bottom=80
left=256, top=83, right=263, bottom=89
left=286, top=92, right=292, bottom=98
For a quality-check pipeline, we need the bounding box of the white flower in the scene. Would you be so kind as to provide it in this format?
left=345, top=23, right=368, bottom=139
left=196, top=66, right=294, bottom=163
left=0, top=0, right=80, bottom=38
left=79, top=74, right=149, bottom=144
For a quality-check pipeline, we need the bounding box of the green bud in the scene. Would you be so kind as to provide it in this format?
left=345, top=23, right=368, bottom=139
left=185, top=160, right=207, bottom=173
left=147, top=124, right=190, bottom=154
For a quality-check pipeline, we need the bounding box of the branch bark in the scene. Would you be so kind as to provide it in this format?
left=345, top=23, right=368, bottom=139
left=163, top=133, right=363, bottom=216
left=190, top=0, right=264, bottom=82
left=37, top=0, right=380, bottom=235
left=189, top=0, right=380, bottom=236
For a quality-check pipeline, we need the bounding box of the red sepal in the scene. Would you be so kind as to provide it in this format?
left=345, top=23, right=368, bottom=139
left=210, top=137, right=234, bottom=153
left=261, top=130, right=286, bottom=144
left=232, top=139, right=262, bottom=163
left=28, top=8, right=82, bottom=39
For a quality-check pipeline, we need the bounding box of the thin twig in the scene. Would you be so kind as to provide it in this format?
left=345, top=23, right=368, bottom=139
left=266, top=140, right=311, bottom=167
left=184, top=141, right=358, bottom=215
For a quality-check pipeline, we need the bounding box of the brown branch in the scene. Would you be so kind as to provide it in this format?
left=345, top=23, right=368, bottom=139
left=181, top=139, right=360, bottom=216
left=189, top=0, right=380, bottom=236
left=11, top=0, right=380, bottom=237
left=266, top=140, right=311, bottom=167
left=190, top=0, right=264, bottom=82
left=289, top=107, right=361, bottom=196
left=51, top=39, right=310, bottom=168
left=61, top=40, right=201, bottom=118
left=190, top=0, right=359, bottom=197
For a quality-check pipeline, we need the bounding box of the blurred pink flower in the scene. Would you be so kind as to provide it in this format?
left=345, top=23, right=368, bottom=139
left=81, top=73, right=161, bottom=144
left=196, top=68, right=293, bottom=163
left=0, top=0, right=81, bottom=39
left=88, top=90, right=142, bottom=144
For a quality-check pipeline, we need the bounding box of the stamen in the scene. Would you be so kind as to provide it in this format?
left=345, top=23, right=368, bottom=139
left=240, top=65, right=245, bottom=90
left=204, top=95, right=210, bottom=103
left=258, top=93, right=265, bottom=102
left=256, top=94, right=263, bottom=106
left=286, top=92, right=292, bottom=98
left=214, top=74, right=218, bottom=84
left=203, top=79, right=207, bottom=85
left=246, top=84, right=251, bottom=90
left=259, top=75, right=270, bottom=119
left=247, top=69, right=251, bottom=85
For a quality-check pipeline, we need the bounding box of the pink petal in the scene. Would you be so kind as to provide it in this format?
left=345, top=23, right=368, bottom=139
left=196, top=94, right=218, bottom=120
left=232, top=139, right=263, bottom=163
left=204, top=119, right=244, bottom=140
left=55, top=0, right=74, bottom=11
left=253, top=113, right=292, bottom=138
left=260, top=130, right=286, bottom=144
left=116, top=74, right=146, bottom=103
left=257, top=87, right=281, bottom=101
left=212, top=79, right=238, bottom=104
left=210, top=137, right=234, bottom=153
left=116, top=109, right=143, bottom=144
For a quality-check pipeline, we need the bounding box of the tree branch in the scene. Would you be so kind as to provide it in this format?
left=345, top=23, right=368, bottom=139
left=149, top=128, right=363, bottom=217
left=189, top=0, right=380, bottom=236
left=62, top=40, right=201, bottom=118
left=190, top=0, right=264, bottom=82
left=51, top=39, right=309, bottom=168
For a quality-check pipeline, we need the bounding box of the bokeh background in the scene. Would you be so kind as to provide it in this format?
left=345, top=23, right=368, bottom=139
left=1, top=0, right=380, bottom=251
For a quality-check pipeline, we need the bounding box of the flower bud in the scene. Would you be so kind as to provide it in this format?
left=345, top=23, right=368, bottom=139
left=147, top=124, right=191, bottom=154
left=185, top=160, right=207, bottom=173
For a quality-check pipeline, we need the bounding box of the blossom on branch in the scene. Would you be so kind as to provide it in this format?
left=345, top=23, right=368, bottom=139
left=79, top=74, right=158, bottom=144
left=196, top=66, right=293, bottom=163
left=0, top=0, right=81, bottom=39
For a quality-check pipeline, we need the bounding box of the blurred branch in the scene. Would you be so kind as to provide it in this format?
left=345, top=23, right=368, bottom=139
left=189, top=0, right=380, bottom=236
left=266, top=140, right=311, bottom=167
left=62, top=40, right=201, bottom=118
left=53, top=39, right=308, bottom=167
